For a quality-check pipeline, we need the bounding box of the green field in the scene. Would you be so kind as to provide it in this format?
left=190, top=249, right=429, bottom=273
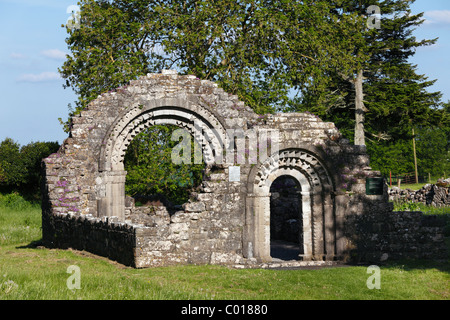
left=0, top=195, right=449, bottom=300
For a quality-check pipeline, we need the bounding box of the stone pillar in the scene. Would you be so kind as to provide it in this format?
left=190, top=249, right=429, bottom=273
left=300, top=191, right=313, bottom=261
left=257, top=195, right=271, bottom=262
left=323, top=190, right=335, bottom=260
left=243, top=195, right=255, bottom=259
left=244, top=194, right=271, bottom=262
left=97, top=170, right=127, bottom=221
left=311, top=191, right=324, bottom=260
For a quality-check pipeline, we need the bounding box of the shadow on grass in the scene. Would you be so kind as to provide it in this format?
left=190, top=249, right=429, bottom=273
left=386, top=259, right=450, bottom=273
left=348, top=256, right=450, bottom=274
left=16, top=238, right=44, bottom=250
left=343, top=235, right=450, bottom=274
left=15, top=236, right=450, bottom=274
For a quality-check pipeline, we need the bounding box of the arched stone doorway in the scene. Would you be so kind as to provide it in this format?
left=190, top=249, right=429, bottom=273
left=97, top=97, right=227, bottom=221
left=244, top=148, right=336, bottom=262
left=269, top=175, right=302, bottom=261
left=270, top=176, right=304, bottom=260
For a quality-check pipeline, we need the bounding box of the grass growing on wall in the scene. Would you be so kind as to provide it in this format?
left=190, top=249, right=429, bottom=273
left=0, top=193, right=449, bottom=300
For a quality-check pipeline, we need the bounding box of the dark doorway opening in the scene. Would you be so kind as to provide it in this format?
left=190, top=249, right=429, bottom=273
left=270, top=176, right=303, bottom=261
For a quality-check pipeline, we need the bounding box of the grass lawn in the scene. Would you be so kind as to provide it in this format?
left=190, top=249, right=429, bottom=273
left=398, top=182, right=430, bottom=191
left=0, top=203, right=449, bottom=300
left=394, top=177, right=448, bottom=191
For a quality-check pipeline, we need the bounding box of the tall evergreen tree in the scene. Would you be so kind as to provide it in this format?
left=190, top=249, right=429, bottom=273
left=283, top=0, right=441, bottom=147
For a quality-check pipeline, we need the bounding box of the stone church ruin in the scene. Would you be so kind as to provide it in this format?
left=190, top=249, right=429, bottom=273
left=41, top=70, right=446, bottom=268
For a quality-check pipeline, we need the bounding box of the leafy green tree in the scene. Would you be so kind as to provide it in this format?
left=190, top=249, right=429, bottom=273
left=124, top=125, right=204, bottom=204
left=60, top=0, right=298, bottom=119
left=60, top=0, right=151, bottom=128
left=367, top=139, right=413, bottom=178
left=414, top=101, right=450, bottom=178
left=366, top=103, right=449, bottom=179
left=59, top=0, right=334, bottom=201
left=275, top=0, right=372, bottom=144
left=0, top=138, right=60, bottom=198
left=442, top=100, right=450, bottom=151
left=20, top=141, right=60, bottom=195
left=0, top=138, right=27, bottom=187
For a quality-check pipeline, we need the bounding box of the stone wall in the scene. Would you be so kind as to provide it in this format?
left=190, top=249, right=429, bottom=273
left=42, top=184, right=245, bottom=268
left=42, top=163, right=247, bottom=267
left=42, top=199, right=447, bottom=267
left=41, top=70, right=446, bottom=268
left=345, top=202, right=447, bottom=263
left=389, top=184, right=450, bottom=207
left=42, top=211, right=136, bottom=266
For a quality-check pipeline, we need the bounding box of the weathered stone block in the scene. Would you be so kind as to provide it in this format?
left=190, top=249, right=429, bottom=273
left=183, top=202, right=206, bottom=212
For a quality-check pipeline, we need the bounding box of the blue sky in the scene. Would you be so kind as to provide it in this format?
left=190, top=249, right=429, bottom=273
left=0, top=0, right=449, bottom=146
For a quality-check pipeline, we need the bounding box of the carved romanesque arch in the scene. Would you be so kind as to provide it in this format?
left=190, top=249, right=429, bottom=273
left=244, top=148, right=336, bottom=262
left=96, top=97, right=228, bottom=219
left=99, top=97, right=227, bottom=172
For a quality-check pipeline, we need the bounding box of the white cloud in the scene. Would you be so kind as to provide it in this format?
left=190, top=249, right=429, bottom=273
left=17, top=72, right=61, bottom=83
left=424, top=10, right=450, bottom=25
left=10, top=52, right=28, bottom=59
left=41, top=49, right=67, bottom=60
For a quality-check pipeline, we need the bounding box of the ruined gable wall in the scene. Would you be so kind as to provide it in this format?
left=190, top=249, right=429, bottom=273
left=41, top=71, right=446, bottom=268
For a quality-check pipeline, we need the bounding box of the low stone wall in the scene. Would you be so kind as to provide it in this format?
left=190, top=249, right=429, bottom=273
left=42, top=203, right=447, bottom=267
left=389, top=184, right=449, bottom=207
left=42, top=211, right=137, bottom=266
left=42, top=194, right=245, bottom=268
left=133, top=210, right=244, bottom=268
left=346, top=208, right=447, bottom=263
